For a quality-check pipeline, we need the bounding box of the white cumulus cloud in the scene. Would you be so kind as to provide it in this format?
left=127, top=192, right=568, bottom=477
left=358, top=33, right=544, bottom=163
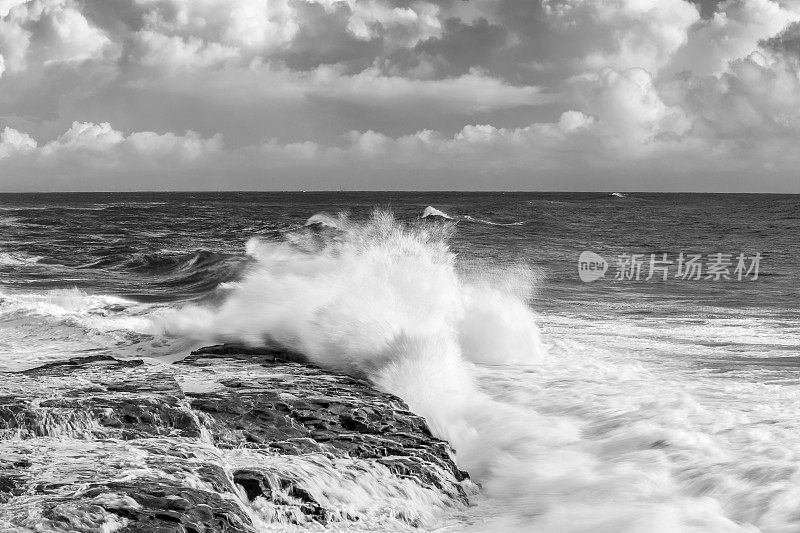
left=1, top=0, right=800, bottom=191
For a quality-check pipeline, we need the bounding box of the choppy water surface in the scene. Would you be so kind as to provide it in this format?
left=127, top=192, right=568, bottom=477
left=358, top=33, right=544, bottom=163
left=1, top=192, right=799, bottom=532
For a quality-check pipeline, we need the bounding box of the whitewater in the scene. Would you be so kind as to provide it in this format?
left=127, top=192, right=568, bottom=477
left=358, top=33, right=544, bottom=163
left=2, top=193, right=800, bottom=532
left=151, top=210, right=799, bottom=533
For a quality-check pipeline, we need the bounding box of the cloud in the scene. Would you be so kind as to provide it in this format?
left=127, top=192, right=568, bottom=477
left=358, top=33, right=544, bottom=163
left=0, top=0, right=112, bottom=73
left=0, top=6, right=32, bottom=72
left=666, top=51, right=800, bottom=139
left=1, top=0, right=800, bottom=191
left=667, top=0, right=800, bottom=75
left=0, top=125, right=37, bottom=157
left=571, top=68, right=691, bottom=145
left=130, top=0, right=300, bottom=54
left=0, top=122, right=220, bottom=179
left=342, top=0, right=442, bottom=46
left=118, top=0, right=444, bottom=71
left=309, top=67, right=549, bottom=113
left=128, top=30, right=239, bottom=71
left=0, top=0, right=24, bottom=17
left=542, top=0, right=701, bottom=74
left=3, top=113, right=798, bottom=193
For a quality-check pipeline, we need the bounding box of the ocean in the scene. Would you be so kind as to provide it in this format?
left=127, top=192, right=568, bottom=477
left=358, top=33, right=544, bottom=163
left=1, top=191, right=799, bottom=532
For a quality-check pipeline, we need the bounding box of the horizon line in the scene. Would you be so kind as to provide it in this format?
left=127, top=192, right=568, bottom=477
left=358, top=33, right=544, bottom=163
left=1, top=190, right=799, bottom=195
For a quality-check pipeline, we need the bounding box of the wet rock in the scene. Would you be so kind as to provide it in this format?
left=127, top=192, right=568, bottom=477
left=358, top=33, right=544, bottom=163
left=0, top=347, right=473, bottom=532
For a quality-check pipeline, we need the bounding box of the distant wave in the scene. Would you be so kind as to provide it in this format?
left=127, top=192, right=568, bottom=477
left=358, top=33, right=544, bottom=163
left=527, top=193, right=631, bottom=206
left=75, top=249, right=251, bottom=300
left=0, top=251, right=43, bottom=266
left=95, top=201, right=169, bottom=208
left=0, top=206, right=49, bottom=212
left=421, top=206, right=453, bottom=220
left=421, top=206, right=526, bottom=226
left=127, top=250, right=239, bottom=275
left=305, top=212, right=343, bottom=229
left=79, top=249, right=238, bottom=271
left=2, top=202, right=168, bottom=212
left=461, top=215, right=526, bottom=226
left=0, top=202, right=167, bottom=215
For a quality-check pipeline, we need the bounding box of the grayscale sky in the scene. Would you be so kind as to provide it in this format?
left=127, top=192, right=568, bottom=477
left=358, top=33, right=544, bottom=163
left=1, top=0, right=799, bottom=192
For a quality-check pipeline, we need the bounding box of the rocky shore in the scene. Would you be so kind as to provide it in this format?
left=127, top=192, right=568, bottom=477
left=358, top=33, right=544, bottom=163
left=0, top=346, right=472, bottom=532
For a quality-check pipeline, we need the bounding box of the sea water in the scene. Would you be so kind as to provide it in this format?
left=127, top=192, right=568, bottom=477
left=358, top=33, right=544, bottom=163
left=1, top=191, right=799, bottom=532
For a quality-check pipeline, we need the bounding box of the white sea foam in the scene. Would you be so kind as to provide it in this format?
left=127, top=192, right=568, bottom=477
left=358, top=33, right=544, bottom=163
left=0, top=288, right=188, bottom=371
left=0, top=251, right=42, bottom=266
left=161, top=210, right=543, bottom=369
left=150, top=211, right=800, bottom=532
left=0, top=287, right=134, bottom=317
left=156, top=211, right=559, bottom=516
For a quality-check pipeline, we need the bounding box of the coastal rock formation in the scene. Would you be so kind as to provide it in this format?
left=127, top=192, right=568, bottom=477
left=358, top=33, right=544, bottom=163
left=0, top=347, right=472, bottom=532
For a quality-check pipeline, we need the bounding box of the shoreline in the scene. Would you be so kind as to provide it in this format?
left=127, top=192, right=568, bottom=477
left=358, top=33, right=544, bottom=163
left=0, top=346, right=473, bottom=532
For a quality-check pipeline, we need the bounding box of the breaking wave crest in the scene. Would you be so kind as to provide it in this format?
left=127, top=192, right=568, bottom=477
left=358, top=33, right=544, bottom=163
left=421, top=206, right=526, bottom=226
left=421, top=206, right=454, bottom=220
left=304, top=212, right=345, bottom=229
left=162, top=210, right=543, bottom=368
left=159, top=210, right=546, bottom=478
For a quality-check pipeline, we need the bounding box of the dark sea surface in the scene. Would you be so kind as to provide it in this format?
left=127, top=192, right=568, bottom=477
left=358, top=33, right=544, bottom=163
left=1, top=192, right=800, bottom=532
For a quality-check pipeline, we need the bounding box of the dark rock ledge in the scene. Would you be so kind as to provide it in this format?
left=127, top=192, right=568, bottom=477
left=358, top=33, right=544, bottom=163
left=0, top=346, right=473, bottom=533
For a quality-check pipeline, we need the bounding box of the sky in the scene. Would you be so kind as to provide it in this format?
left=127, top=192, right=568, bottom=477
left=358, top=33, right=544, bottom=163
left=1, top=0, right=799, bottom=192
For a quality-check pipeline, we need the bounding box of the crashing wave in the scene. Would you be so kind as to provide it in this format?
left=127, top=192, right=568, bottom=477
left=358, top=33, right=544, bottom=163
left=162, top=210, right=542, bottom=368
left=158, top=210, right=546, bottom=491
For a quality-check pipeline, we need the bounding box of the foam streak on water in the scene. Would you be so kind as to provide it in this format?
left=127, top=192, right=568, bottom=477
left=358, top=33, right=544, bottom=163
left=0, top=287, right=192, bottom=371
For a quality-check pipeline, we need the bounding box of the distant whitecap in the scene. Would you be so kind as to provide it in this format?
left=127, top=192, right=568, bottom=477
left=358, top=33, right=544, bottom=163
left=421, top=206, right=453, bottom=220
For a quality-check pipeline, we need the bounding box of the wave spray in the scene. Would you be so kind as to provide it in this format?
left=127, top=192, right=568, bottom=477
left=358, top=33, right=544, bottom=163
left=158, top=210, right=771, bottom=532
left=161, top=211, right=546, bottom=473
